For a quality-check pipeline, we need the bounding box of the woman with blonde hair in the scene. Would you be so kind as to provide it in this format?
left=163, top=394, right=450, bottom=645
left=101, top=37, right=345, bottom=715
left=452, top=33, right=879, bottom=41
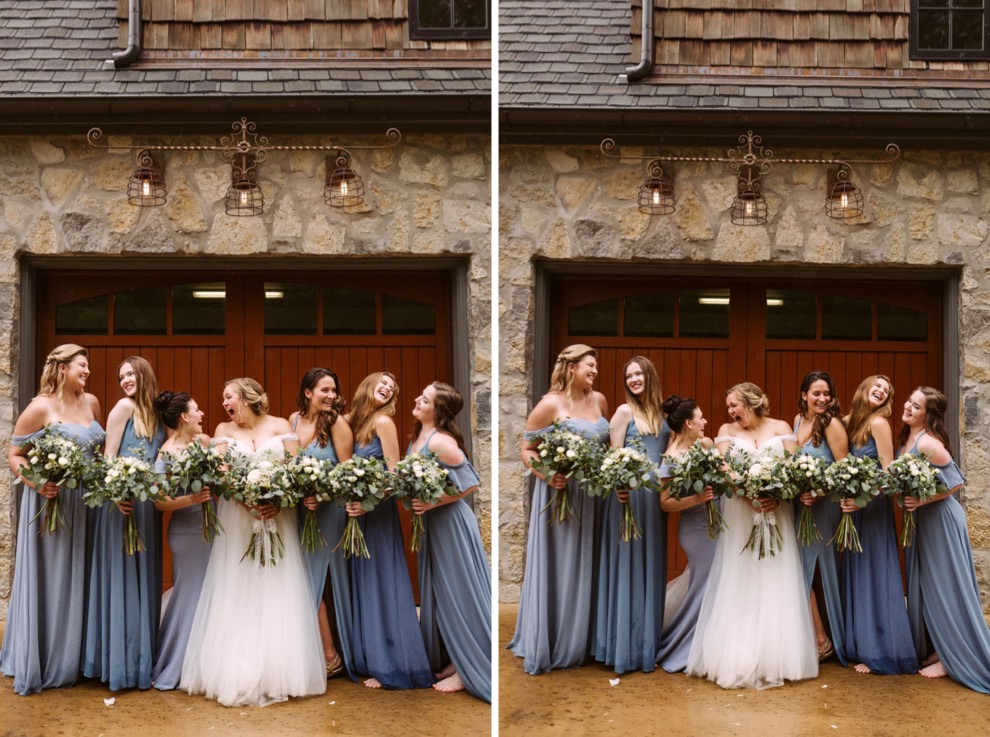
left=509, top=344, right=610, bottom=674
left=347, top=371, right=433, bottom=689
left=1, top=344, right=105, bottom=694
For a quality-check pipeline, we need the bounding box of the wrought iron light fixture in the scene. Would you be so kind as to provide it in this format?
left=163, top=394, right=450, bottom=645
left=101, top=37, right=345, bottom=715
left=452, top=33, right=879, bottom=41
left=88, top=118, right=401, bottom=216
left=602, top=131, right=899, bottom=226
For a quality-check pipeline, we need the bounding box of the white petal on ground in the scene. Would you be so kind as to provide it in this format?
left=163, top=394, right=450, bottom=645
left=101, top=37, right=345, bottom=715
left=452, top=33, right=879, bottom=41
left=608, top=678, right=620, bottom=687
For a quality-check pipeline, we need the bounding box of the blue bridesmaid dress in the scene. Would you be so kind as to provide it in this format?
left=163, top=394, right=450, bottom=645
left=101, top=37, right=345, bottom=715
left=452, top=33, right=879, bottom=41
left=295, top=423, right=356, bottom=682
left=1, top=421, right=105, bottom=695
left=592, top=419, right=669, bottom=674
left=840, top=438, right=918, bottom=674
left=795, top=418, right=847, bottom=666
left=903, top=435, right=990, bottom=694
left=508, top=416, right=609, bottom=674
left=82, top=418, right=165, bottom=690
left=412, top=433, right=492, bottom=702
left=349, top=436, right=433, bottom=688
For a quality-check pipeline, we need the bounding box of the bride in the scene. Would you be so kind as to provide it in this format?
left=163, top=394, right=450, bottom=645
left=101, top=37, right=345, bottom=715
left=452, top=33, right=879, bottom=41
left=180, top=378, right=326, bottom=707
left=686, top=382, right=818, bottom=689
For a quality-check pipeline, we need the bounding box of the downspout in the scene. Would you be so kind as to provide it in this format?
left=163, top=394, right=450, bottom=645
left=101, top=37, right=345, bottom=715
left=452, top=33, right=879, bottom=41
left=625, top=0, right=655, bottom=82
left=109, top=0, right=142, bottom=68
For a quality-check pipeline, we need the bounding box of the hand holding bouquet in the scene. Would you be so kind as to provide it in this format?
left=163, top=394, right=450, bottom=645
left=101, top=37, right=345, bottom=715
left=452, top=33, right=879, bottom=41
left=525, top=421, right=606, bottom=525
left=18, top=426, right=94, bottom=536
left=85, top=453, right=166, bottom=555
left=734, top=454, right=792, bottom=558
left=593, top=444, right=662, bottom=542
left=390, top=452, right=460, bottom=551
left=230, top=454, right=300, bottom=567
left=882, top=454, right=945, bottom=547
left=282, top=454, right=336, bottom=553
left=823, top=454, right=883, bottom=553
left=778, top=452, right=829, bottom=546
left=662, top=443, right=732, bottom=540
left=159, top=441, right=229, bottom=543
left=327, top=455, right=389, bottom=558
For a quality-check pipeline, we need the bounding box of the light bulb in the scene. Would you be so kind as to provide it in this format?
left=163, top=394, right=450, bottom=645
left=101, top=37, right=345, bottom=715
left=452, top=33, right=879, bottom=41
left=840, top=191, right=849, bottom=210
left=652, top=188, right=660, bottom=206
left=745, top=199, right=754, bottom=217
left=240, top=189, right=249, bottom=208
left=340, top=178, right=348, bottom=198
left=142, top=179, right=151, bottom=197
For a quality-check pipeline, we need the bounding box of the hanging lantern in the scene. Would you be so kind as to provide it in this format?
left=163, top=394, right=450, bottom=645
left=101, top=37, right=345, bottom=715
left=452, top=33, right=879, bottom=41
left=325, top=153, right=365, bottom=208
left=127, top=153, right=166, bottom=206
left=731, top=183, right=768, bottom=226
left=224, top=155, right=263, bottom=216
left=637, top=161, right=675, bottom=215
left=826, top=166, right=863, bottom=220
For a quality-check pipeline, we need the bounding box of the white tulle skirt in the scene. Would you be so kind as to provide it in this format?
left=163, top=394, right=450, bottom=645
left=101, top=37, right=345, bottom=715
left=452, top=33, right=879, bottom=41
left=686, top=496, right=818, bottom=689
left=180, top=499, right=326, bottom=707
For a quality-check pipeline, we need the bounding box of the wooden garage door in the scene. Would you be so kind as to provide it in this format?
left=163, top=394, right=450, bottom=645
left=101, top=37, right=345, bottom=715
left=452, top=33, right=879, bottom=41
left=551, top=273, right=943, bottom=578
left=37, top=268, right=452, bottom=599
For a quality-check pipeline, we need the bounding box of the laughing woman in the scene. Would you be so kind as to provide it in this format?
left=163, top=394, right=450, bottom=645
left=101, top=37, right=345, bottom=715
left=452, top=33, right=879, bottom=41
left=1, top=345, right=105, bottom=695
left=83, top=356, right=166, bottom=691
left=592, top=356, right=668, bottom=674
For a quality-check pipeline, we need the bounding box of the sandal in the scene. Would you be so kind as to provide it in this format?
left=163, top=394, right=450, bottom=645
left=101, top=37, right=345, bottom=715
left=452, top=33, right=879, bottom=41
left=817, top=637, right=834, bottom=662
left=326, top=654, right=345, bottom=679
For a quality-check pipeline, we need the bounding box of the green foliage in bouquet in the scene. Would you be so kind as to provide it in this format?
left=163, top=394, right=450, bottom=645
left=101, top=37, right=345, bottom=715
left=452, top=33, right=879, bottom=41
left=525, top=420, right=606, bottom=525
left=778, top=452, right=829, bottom=547
left=158, top=441, right=230, bottom=543
left=283, top=453, right=337, bottom=553
left=19, top=425, right=95, bottom=536
left=390, top=452, right=460, bottom=552
left=662, top=443, right=733, bottom=540
left=881, top=453, right=946, bottom=547
left=326, top=455, right=390, bottom=558
left=84, top=450, right=166, bottom=556
left=823, top=454, right=883, bottom=554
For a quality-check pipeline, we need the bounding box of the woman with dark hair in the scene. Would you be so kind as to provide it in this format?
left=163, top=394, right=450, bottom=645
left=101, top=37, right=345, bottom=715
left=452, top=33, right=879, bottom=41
left=347, top=372, right=433, bottom=690
left=150, top=391, right=214, bottom=690
left=840, top=376, right=918, bottom=675
left=899, top=387, right=990, bottom=693
left=593, top=356, right=668, bottom=674
left=83, top=356, right=166, bottom=691
left=792, top=371, right=848, bottom=666
left=1, top=345, right=104, bottom=695
left=656, top=395, right=716, bottom=673
left=509, top=344, right=609, bottom=674
left=291, top=367, right=354, bottom=680
left=408, top=382, right=491, bottom=702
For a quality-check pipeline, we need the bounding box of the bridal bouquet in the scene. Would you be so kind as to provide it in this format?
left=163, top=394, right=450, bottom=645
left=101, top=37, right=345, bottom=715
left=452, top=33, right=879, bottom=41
left=326, top=455, right=390, bottom=558
left=18, top=426, right=94, bottom=536
left=734, top=453, right=792, bottom=559
left=592, top=444, right=662, bottom=542
left=525, top=421, right=606, bottom=525
left=778, top=453, right=829, bottom=546
left=662, top=443, right=733, bottom=540
left=85, top=453, right=167, bottom=555
left=881, top=453, right=945, bottom=547
left=823, top=454, right=883, bottom=553
left=158, top=441, right=229, bottom=543
left=282, top=454, right=336, bottom=553
left=390, top=452, right=460, bottom=552
left=232, top=454, right=301, bottom=567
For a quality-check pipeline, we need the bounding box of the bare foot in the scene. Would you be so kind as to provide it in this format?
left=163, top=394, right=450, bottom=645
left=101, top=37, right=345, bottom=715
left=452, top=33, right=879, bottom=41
left=433, top=672, right=465, bottom=694
left=435, top=663, right=456, bottom=680
left=919, top=661, right=947, bottom=679
left=852, top=663, right=872, bottom=674
left=921, top=652, right=940, bottom=667
left=364, top=677, right=382, bottom=689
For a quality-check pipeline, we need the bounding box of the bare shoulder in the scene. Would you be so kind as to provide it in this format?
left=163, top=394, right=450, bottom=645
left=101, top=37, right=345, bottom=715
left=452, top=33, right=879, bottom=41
left=770, top=418, right=794, bottom=435
left=593, top=391, right=609, bottom=415
left=791, top=413, right=801, bottom=430
left=526, top=394, right=561, bottom=430
left=14, top=396, right=52, bottom=433
left=108, top=396, right=134, bottom=420
left=700, top=436, right=715, bottom=450
left=375, top=413, right=396, bottom=430
left=86, top=392, right=103, bottom=417
left=916, top=434, right=951, bottom=464
left=428, top=431, right=464, bottom=462
left=870, top=416, right=892, bottom=435
left=268, top=415, right=293, bottom=434
left=288, top=410, right=300, bottom=425
left=716, top=423, right=737, bottom=438
left=195, top=433, right=212, bottom=447
left=611, top=403, right=633, bottom=424
left=213, top=420, right=234, bottom=437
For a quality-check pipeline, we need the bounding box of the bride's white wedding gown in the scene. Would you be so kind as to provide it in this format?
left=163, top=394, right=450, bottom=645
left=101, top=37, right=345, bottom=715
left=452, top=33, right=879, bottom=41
left=180, top=435, right=326, bottom=707
left=686, top=434, right=818, bottom=689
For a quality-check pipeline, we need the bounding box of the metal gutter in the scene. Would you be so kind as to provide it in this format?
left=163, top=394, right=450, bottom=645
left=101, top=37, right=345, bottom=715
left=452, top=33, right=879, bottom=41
left=625, top=0, right=654, bottom=83
left=110, top=0, right=142, bottom=69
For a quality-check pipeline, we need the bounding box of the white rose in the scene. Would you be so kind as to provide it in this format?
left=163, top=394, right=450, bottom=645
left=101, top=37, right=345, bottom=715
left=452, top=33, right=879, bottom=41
left=58, top=457, right=69, bottom=466
left=749, top=463, right=763, bottom=476
left=355, top=468, right=365, bottom=477
left=565, top=450, right=577, bottom=459
left=247, top=469, right=262, bottom=484
left=849, top=467, right=858, bottom=475
left=48, top=453, right=57, bottom=461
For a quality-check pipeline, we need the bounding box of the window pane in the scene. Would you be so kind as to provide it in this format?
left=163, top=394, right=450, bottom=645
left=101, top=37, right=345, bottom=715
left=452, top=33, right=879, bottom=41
left=568, top=298, right=619, bottom=336
left=955, top=10, right=985, bottom=49
left=455, top=0, right=488, bottom=28
left=265, top=283, right=316, bottom=335
left=624, top=291, right=675, bottom=337
left=115, top=286, right=167, bottom=335
left=680, top=290, right=730, bottom=339
left=419, top=0, right=452, bottom=27
left=173, top=283, right=225, bottom=335
left=822, top=295, right=871, bottom=340
left=323, top=287, right=376, bottom=335
left=878, top=303, right=928, bottom=342
left=766, top=290, right=817, bottom=340
left=383, top=294, right=436, bottom=335
left=55, top=295, right=108, bottom=335
left=919, top=10, right=950, bottom=49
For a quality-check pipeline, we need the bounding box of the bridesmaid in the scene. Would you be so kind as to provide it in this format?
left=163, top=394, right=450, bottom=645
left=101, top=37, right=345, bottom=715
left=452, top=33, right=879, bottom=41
left=1, top=344, right=104, bottom=694
left=840, top=375, right=918, bottom=675
left=593, top=356, right=668, bottom=674
left=792, top=371, right=848, bottom=665
left=899, top=387, right=990, bottom=693
left=656, top=395, right=717, bottom=673
left=409, top=382, right=492, bottom=702
left=151, top=392, right=214, bottom=690
left=508, top=344, right=609, bottom=674
left=83, top=356, right=166, bottom=691
left=291, top=368, right=354, bottom=680
left=346, top=371, right=433, bottom=690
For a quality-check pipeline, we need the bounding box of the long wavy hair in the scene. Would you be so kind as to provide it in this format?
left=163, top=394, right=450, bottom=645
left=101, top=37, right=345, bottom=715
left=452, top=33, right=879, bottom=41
left=623, top=356, right=663, bottom=436
left=846, top=374, right=893, bottom=447
left=120, top=356, right=159, bottom=440
left=411, top=381, right=469, bottom=457
left=295, top=367, right=345, bottom=449
left=548, top=344, right=596, bottom=394
left=349, top=371, right=398, bottom=445
left=898, top=386, right=953, bottom=457
left=38, top=343, right=88, bottom=405
left=797, top=371, right=840, bottom=448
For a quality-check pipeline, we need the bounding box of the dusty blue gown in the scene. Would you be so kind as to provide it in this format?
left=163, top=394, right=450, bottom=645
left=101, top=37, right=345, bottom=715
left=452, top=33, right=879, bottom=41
left=592, top=419, right=668, bottom=674
left=295, top=424, right=356, bottom=683
left=795, top=418, right=847, bottom=666
left=82, top=418, right=165, bottom=690
left=903, top=435, right=990, bottom=694
left=509, top=416, right=609, bottom=674
left=1, top=421, right=105, bottom=695
left=840, top=438, right=918, bottom=674
left=412, top=432, right=492, bottom=702
left=151, top=455, right=215, bottom=690
left=349, top=435, right=433, bottom=688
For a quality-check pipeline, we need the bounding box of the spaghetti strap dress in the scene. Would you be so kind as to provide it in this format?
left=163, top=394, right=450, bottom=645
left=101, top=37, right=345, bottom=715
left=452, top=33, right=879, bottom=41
left=411, top=431, right=492, bottom=702
left=592, top=419, right=669, bottom=674
left=903, top=434, right=990, bottom=694
left=1, top=421, right=105, bottom=695
left=508, top=416, right=609, bottom=674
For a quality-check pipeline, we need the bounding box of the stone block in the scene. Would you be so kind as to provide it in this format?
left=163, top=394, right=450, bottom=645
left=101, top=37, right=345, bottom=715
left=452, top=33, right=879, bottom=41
left=452, top=153, right=486, bottom=179
left=40, top=168, right=81, bottom=207
left=948, top=169, right=980, bottom=196
left=937, top=213, right=990, bottom=249
left=442, top=200, right=490, bottom=235
left=555, top=176, right=597, bottom=212
left=713, top=222, right=772, bottom=262
left=544, top=149, right=579, bottom=173
left=398, top=147, right=449, bottom=187
left=164, top=174, right=207, bottom=234
left=28, top=140, right=66, bottom=165
left=204, top=214, right=268, bottom=255
left=92, top=158, right=133, bottom=192
left=897, top=162, right=944, bottom=202
left=674, top=188, right=714, bottom=242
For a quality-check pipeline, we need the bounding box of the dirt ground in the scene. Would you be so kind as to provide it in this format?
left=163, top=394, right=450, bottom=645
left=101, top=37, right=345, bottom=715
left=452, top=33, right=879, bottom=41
left=0, top=624, right=491, bottom=737
left=498, top=604, right=990, bottom=737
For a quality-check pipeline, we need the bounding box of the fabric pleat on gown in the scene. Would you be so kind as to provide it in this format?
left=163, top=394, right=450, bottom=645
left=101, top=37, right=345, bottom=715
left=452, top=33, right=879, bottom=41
left=591, top=420, right=668, bottom=674
left=1, top=421, right=105, bottom=695
left=508, top=417, right=608, bottom=675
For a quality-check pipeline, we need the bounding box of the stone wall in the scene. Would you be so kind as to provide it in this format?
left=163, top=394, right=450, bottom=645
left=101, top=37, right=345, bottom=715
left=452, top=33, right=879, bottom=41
left=0, top=131, right=492, bottom=622
left=499, top=143, right=990, bottom=611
